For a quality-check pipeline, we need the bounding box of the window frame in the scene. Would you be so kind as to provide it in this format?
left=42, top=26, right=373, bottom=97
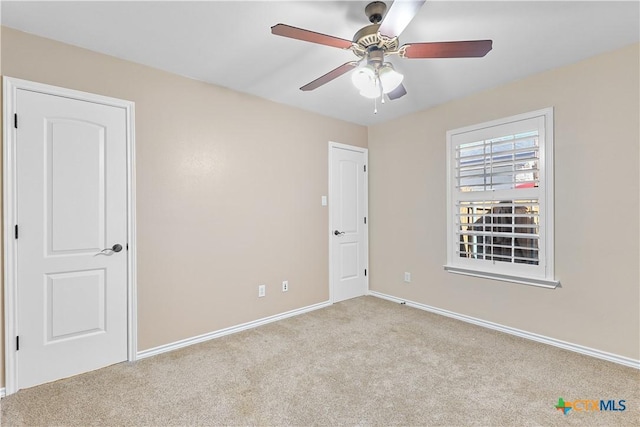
left=445, top=108, right=559, bottom=289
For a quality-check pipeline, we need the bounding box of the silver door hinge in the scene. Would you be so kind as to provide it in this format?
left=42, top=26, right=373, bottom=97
left=364, top=165, right=367, bottom=172
left=364, top=217, right=367, bottom=224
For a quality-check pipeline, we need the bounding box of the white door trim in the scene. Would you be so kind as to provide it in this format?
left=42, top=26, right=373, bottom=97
left=2, top=76, right=137, bottom=396
left=328, top=141, right=369, bottom=303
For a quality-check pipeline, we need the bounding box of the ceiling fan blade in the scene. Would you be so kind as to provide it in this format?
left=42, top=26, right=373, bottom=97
left=271, top=24, right=353, bottom=49
left=387, top=83, right=407, bottom=100
left=378, top=0, right=426, bottom=38
left=300, top=62, right=358, bottom=91
left=403, top=40, right=493, bottom=58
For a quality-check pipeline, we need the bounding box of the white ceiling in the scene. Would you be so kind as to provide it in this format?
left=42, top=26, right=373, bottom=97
left=2, top=1, right=639, bottom=126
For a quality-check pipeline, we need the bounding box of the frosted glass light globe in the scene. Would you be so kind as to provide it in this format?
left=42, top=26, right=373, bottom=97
left=379, top=64, right=404, bottom=94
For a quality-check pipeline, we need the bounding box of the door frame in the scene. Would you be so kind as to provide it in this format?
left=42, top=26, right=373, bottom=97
left=328, top=141, right=369, bottom=303
left=2, top=77, right=137, bottom=396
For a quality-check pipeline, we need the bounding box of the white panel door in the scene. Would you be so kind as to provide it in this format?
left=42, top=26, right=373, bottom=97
left=16, top=89, right=128, bottom=389
left=330, top=144, right=367, bottom=302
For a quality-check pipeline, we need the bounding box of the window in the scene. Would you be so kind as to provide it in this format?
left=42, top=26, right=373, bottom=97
left=445, top=108, right=558, bottom=288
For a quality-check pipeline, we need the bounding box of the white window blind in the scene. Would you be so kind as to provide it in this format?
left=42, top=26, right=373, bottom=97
left=456, top=131, right=539, bottom=192
left=445, top=109, right=558, bottom=288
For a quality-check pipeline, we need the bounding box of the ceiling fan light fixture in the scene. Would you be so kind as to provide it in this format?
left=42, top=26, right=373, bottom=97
left=351, top=64, right=377, bottom=92
left=379, top=63, right=404, bottom=94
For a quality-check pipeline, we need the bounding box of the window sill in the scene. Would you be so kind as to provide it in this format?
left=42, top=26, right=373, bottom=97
left=443, top=265, right=560, bottom=289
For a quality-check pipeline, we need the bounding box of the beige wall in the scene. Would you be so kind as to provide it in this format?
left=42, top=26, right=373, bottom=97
left=0, top=27, right=367, bottom=386
left=368, top=43, right=640, bottom=360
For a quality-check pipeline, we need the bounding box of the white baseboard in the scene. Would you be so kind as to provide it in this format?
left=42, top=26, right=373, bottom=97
left=369, top=291, right=640, bottom=370
left=0, top=387, right=5, bottom=398
left=137, top=300, right=332, bottom=360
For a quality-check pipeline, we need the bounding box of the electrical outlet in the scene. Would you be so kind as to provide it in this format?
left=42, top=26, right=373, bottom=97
left=282, top=280, right=289, bottom=292
left=258, top=284, right=266, bottom=297
left=404, top=272, right=411, bottom=283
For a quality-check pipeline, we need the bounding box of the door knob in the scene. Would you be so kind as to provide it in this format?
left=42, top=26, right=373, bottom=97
left=334, top=230, right=345, bottom=236
left=100, top=244, right=123, bottom=254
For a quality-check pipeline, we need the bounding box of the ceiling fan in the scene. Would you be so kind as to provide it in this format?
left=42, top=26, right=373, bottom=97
left=271, top=0, right=492, bottom=102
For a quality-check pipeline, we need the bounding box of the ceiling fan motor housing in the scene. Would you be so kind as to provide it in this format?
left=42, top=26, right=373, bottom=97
left=352, top=24, right=399, bottom=58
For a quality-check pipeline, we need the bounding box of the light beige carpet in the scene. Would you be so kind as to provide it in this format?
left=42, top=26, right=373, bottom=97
left=1, top=296, right=638, bottom=426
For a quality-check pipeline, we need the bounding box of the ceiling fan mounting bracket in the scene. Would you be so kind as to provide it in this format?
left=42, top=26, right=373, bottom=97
left=364, top=1, right=387, bottom=24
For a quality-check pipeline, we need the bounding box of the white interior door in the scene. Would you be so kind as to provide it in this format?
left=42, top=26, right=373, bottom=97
left=329, top=143, right=368, bottom=302
left=14, top=88, right=129, bottom=390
